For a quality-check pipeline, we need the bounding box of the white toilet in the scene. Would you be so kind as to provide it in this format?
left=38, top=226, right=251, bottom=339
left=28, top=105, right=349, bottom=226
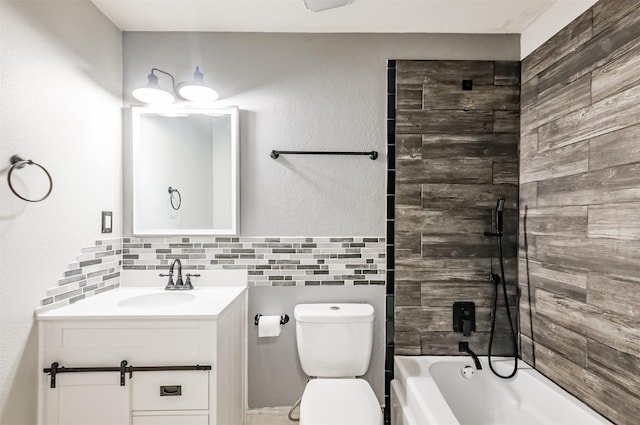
left=294, top=303, right=381, bottom=425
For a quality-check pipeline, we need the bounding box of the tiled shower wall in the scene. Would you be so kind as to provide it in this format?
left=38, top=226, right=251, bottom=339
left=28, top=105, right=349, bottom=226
left=519, top=0, right=640, bottom=423
left=390, top=60, right=521, bottom=356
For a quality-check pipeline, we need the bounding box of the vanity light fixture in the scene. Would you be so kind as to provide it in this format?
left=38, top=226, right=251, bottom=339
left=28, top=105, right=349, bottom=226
left=132, top=66, right=219, bottom=105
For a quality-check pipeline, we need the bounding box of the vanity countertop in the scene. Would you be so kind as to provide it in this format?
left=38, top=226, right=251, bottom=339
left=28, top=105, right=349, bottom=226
left=36, top=286, right=246, bottom=321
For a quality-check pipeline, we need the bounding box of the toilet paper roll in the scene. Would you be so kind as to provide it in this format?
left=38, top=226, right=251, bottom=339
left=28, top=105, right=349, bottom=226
left=258, top=315, right=282, bottom=337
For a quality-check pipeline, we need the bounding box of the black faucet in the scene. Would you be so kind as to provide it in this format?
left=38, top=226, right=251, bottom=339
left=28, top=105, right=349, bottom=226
left=159, top=258, right=200, bottom=290
left=171, top=258, right=184, bottom=287
left=459, top=341, right=483, bottom=370
left=160, top=258, right=182, bottom=290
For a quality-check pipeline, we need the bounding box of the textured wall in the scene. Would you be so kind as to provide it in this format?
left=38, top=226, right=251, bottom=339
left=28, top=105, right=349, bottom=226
left=392, top=60, right=521, bottom=356
left=0, top=2, right=122, bottom=423
left=519, top=0, right=640, bottom=423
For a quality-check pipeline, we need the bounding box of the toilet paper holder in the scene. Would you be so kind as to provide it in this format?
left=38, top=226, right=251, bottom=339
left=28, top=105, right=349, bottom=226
left=254, top=314, right=289, bottom=326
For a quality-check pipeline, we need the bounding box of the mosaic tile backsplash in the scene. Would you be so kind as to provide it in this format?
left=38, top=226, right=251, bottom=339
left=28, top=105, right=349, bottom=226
left=39, top=238, right=123, bottom=310
left=40, top=236, right=385, bottom=308
left=123, top=236, right=385, bottom=287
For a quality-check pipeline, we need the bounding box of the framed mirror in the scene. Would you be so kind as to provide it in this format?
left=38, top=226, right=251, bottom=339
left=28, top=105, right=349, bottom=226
left=131, top=106, right=239, bottom=235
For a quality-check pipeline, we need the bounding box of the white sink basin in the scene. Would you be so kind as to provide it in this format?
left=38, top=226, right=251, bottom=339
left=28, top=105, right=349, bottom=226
left=117, top=292, right=196, bottom=309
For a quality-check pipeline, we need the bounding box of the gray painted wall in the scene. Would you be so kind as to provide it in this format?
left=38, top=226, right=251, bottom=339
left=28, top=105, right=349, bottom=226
left=122, top=32, right=520, bottom=237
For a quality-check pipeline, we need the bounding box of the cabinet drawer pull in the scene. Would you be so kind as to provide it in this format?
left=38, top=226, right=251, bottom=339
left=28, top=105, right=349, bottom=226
left=160, top=385, right=182, bottom=396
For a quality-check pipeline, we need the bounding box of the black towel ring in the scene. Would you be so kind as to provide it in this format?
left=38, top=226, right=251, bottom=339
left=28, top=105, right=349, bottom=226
left=168, top=186, right=181, bottom=210
left=7, top=155, right=53, bottom=202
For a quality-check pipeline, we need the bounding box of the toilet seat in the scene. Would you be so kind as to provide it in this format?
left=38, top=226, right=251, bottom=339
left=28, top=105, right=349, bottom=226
left=300, top=378, right=381, bottom=425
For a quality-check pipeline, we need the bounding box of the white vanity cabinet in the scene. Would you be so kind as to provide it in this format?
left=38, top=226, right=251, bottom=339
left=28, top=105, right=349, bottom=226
left=37, top=287, right=246, bottom=425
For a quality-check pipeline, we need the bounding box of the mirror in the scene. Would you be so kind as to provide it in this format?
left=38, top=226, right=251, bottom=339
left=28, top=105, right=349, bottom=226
left=131, top=106, right=239, bottom=235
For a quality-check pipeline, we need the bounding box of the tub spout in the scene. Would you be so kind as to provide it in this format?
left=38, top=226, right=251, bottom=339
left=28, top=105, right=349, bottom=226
left=459, top=341, right=482, bottom=370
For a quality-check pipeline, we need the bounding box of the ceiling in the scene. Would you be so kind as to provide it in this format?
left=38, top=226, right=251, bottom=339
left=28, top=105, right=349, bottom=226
left=91, top=0, right=573, bottom=33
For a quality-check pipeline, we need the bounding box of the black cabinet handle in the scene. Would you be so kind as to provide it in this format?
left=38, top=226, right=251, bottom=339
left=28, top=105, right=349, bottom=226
left=160, top=385, right=182, bottom=396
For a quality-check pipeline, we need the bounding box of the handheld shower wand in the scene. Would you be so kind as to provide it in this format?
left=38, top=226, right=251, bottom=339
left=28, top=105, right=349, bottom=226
left=485, top=197, right=518, bottom=379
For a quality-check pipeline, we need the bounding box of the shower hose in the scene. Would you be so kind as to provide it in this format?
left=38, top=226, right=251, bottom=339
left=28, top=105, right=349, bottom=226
left=487, top=232, right=519, bottom=379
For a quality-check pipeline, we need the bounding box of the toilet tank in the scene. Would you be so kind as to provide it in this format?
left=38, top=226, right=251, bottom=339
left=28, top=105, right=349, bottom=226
left=294, top=303, right=374, bottom=377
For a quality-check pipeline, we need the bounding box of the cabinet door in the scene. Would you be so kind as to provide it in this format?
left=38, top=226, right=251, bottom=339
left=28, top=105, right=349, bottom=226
left=45, top=373, right=130, bottom=425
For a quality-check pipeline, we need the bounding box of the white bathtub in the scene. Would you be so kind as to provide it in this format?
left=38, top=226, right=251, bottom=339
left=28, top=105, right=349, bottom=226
left=391, top=356, right=611, bottom=425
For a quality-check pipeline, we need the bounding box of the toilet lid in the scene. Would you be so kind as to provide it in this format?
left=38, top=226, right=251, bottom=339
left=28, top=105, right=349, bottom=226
left=300, top=379, right=381, bottom=425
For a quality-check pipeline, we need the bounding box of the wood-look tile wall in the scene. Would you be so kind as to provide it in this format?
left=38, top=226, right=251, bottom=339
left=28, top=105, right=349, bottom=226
left=394, top=60, right=520, bottom=356
left=520, top=1, right=640, bottom=423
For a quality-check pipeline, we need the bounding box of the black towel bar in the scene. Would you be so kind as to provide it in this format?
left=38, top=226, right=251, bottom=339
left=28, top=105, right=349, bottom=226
left=270, top=150, right=378, bottom=160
